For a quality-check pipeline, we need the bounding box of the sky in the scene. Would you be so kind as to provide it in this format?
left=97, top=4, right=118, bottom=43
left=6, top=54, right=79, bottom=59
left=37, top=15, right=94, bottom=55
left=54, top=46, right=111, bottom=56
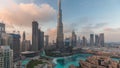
left=0, top=0, right=120, bottom=42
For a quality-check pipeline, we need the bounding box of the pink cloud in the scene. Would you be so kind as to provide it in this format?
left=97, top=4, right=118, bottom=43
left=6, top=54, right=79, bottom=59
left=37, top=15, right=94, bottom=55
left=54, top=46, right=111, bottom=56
left=104, top=27, right=115, bottom=31
left=0, top=0, right=56, bottom=28
left=0, top=0, right=56, bottom=41
left=46, top=28, right=57, bottom=42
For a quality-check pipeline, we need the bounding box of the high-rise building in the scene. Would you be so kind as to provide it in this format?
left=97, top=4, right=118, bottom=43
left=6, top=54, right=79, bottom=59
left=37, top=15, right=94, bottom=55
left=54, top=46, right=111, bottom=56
left=77, top=36, right=81, bottom=47
left=23, top=31, right=25, bottom=41
left=56, top=0, right=64, bottom=49
left=0, top=33, right=11, bottom=45
left=21, top=31, right=31, bottom=52
left=82, top=36, right=87, bottom=47
left=65, top=38, right=70, bottom=47
left=32, top=21, right=44, bottom=51
left=0, top=23, right=5, bottom=45
left=45, top=35, right=49, bottom=47
left=90, top=34, right=94, bottom=46
left=32, top=21, right=39, bottom=51
left=71, top=30, right=77, bottom=47
left=9, top=33, right=21, bottom=60
left=0, top=46, right=13, bottom=68
left=0, top=23, right=5, bottom=33
left=24, top=40, right=31, bottom=51
left=0, top=23, right=13, bottom=48
left=38, top=30, right=44, bottom=50
left=95, top=34, right=99, bottom=46
left=41, top=31, right=44, bottom=48
left=99, top=33, right=104, bottom=47
left=38, top=29, right=41, bottom=50
left=21, top=31, right=26, bottom=52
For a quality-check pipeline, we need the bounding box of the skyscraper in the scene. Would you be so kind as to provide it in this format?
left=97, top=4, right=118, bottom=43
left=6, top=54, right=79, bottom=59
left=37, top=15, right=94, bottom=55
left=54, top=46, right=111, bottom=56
left=71, top=30, right=77, bottom=47
left=95, top=34, right=99, bottom=46
left=23, top=31, right=25, bottom=41
left=56, top=0, right=64, bottom=49
left=21, top=31, right=26, bottom=52
left=32, top=21, right=39, bottom=51
left=82, top=36, right=87, bottom=47
left=65, top=38, right=70, bottom=47
left=0, top=46, right=13, bottom=68
left=45, top=35, right=49, bottom=47
left=38, top=29, right=41, bottom=50
left=0, top=23, right=5, bottom=45
left=90, top=34, right=94, bottom=46
left=24, top=40, right=31, bottom=51
left=99, top=33, right=104, bottom=47
left=9, top=33, right=21, bottom=61
left=0, top=23, right=5, bottom=33
left=21, top=31, right=31, bottom=52
left=38, top=29, right=44, bottom=50
left=40, top=31, right=44, bottom=49
left=77, top=36, right=81, bottom=47
left=1, top=33, right=11, bottom=45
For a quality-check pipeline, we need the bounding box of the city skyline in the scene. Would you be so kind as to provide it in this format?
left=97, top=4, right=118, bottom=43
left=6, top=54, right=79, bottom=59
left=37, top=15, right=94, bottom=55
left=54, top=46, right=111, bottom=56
left=0, top=0, right=120, bottom=68
left=0, top=0, right=120, bottom=42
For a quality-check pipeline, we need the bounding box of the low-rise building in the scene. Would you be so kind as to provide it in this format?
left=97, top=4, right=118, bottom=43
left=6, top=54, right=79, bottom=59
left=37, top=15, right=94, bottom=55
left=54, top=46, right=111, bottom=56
left=79, top=56, right=120, bottom=68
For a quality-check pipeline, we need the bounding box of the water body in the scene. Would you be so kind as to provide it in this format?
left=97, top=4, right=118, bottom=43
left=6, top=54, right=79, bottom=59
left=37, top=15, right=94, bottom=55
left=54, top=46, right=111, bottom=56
left=21, top=51, right=120, bottom=68
left=21, top=59, right=31, bottom=68
left=53, top=53, right=92, bottom=68
left=53, top=53, right=120, bottom=68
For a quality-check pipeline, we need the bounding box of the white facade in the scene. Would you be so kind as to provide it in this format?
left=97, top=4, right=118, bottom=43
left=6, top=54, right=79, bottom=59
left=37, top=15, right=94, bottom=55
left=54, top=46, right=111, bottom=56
left=0, top=46, right=13, bottom=68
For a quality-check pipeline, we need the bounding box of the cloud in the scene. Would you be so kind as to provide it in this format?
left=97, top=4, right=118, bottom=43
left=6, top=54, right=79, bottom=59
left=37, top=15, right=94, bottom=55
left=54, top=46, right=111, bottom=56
left=46, top=28, right=57, bottom=42
left=103, top=27, right=120, bottom=42
left=82, top=22, right=107, bottom=29
left=0, top=0, right=56, bottom=28
left=104, top=27, right=120, bottom=32
left=78, top=22, right=106, bottom=35
left=80, top=27, right=94, bottom=39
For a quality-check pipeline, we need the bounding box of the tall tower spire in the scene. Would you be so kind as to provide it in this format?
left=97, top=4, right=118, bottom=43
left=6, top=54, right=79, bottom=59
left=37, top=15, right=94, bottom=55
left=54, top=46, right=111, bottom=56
left=56, top=0, right=64, bottom=50
left=58, top=0, right=62, bottom=24
left=58, top=0, right=61, bottom=9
